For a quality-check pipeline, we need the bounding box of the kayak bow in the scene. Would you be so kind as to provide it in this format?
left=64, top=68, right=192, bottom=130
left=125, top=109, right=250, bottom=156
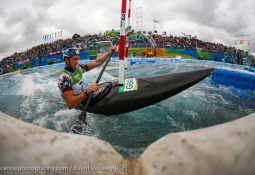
left=85, top=68, right=215, bottom=115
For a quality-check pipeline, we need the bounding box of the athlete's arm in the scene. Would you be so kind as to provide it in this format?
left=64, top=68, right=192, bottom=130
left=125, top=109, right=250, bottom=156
left=87, top=46, right=116, bottom=70
left=62, top=90, right=86, bottom=108
left=62, top=83, right=99, bottom=109
left=87, top=51, right=111, bottom=70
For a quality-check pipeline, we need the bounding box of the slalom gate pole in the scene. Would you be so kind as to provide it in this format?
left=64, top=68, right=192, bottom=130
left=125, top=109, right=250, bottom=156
left=118, top=0, right=127, bottom=86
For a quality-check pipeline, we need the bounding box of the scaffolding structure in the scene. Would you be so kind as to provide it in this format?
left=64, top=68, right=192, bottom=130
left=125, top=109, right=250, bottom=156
left=233, top=34, right=251, bottom=65
left=233, top=34, right=251, bottom=52
left=136, top=7, right=142, bottom=33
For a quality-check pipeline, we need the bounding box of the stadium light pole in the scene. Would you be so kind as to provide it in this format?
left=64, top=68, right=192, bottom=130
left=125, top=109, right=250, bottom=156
left=153, top=19, right=159, bottom=35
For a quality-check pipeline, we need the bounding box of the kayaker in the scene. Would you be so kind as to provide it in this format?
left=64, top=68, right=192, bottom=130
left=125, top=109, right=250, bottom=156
left=58, top=46, right=116, bottom=109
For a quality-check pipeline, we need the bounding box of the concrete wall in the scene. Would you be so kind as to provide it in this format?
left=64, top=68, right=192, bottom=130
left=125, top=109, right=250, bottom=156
left=0, top=111, right=254, bottom=175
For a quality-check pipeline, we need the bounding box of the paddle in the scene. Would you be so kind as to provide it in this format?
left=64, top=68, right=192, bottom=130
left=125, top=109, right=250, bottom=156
left=71, top=47, right=116, bottom=135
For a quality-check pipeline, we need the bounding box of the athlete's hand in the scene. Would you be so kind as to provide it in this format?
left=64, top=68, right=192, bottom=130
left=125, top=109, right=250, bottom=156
left=111, top=46, right=117, bottom=52
left=87, top=83, right=99, bottom=94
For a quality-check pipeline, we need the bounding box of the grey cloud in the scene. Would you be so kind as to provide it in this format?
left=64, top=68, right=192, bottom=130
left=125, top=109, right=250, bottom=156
left=0, top=0, right=255, bottom=59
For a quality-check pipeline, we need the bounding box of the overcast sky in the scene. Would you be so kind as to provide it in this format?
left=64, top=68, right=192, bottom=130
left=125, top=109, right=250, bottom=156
left=0, top=0, right=254, bottom=60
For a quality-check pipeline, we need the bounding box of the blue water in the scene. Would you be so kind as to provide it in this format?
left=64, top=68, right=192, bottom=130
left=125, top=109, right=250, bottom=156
left=0, top=62, right=254, bottom=159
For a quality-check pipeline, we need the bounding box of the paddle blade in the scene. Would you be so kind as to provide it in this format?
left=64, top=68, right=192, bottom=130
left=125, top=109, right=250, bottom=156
left=78, top=110, right=87, bottom=121
left=71, top=119, right=91, bottom=135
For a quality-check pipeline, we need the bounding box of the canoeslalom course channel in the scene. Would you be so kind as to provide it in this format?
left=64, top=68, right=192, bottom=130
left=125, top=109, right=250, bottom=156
left=0, top=62, right=254, bottom=159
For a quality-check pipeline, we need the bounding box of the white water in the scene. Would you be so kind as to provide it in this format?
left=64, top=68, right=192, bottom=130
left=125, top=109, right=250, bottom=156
left=0, top=62, right=254, bottom=159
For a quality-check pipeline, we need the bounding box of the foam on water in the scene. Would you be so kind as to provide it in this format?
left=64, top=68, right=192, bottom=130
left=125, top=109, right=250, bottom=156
left=0, top=62, right=254, bottom=160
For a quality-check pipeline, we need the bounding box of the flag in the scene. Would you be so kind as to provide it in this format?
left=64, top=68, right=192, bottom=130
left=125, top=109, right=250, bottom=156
left=42, top=31, right=62, bottom=40
left=239, top=40, right=243, bottom=44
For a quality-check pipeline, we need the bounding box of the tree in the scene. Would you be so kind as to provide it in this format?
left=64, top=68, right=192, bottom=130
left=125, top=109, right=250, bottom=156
left=72, top=33, right=80, bottom=40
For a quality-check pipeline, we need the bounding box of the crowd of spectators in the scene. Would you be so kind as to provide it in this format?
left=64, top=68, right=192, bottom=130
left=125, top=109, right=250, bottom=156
left=154, top=34, right=251, bottom=64
left=130, top=33, right=248, bottom=59
left=0, top=33, right=118, bottom=73
left=0, top=32, right=252, bottom=74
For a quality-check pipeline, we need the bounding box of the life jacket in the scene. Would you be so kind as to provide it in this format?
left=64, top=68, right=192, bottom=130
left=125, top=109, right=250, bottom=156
left=60, top=68, right=83, bottom=95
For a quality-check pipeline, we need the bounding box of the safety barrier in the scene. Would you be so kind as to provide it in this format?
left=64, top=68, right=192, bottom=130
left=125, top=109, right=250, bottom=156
left=212, top=68, right=255, bottom=89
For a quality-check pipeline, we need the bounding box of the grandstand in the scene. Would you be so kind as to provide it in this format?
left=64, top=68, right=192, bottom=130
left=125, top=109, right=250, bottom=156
left=0, top=31, right=254, bottom=75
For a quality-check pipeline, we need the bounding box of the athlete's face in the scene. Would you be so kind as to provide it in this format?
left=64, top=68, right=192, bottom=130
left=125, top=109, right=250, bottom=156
left=65, top=56, right=79, bottom=70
